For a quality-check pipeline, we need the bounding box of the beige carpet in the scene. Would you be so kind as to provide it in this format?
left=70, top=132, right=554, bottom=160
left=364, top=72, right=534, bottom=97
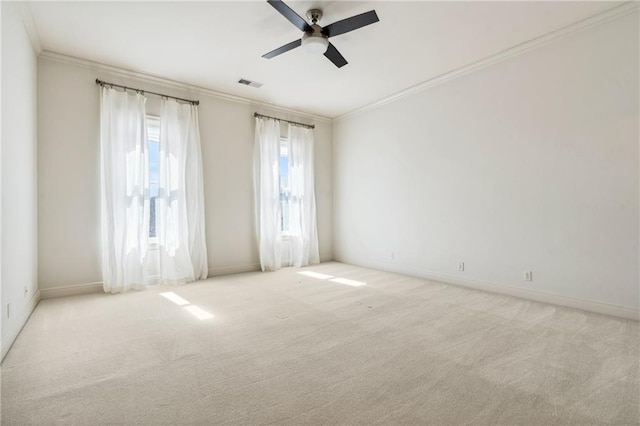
left=2, top=262, right=638, bottom=425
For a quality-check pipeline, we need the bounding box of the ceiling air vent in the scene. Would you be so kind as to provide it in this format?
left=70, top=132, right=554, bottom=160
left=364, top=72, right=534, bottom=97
left=238, top=78, right=263, bottom=88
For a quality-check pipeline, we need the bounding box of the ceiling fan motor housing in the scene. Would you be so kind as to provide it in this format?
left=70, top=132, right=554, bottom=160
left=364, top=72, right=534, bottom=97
left=306, top=9, right=322, bottom=24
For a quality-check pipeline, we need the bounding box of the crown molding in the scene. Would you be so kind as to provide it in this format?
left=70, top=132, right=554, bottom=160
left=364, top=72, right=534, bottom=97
left=335, top=1, right=639, bottom=121
left=19, top=2, right=43, bottom=55
left=38, top=50, right=332, bottom=123
left=36, top=1, right=638, bottom=123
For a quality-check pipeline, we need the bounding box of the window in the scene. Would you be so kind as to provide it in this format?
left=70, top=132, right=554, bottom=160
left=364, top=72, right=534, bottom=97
left=279, top=138, right=289, bottom=234
left=147, top=116, right=160, bottom=239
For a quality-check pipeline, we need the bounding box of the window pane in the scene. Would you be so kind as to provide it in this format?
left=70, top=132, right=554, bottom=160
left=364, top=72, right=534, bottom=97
left=149, top=194, right=157, bottom=238
left=280, top=143, right=289, bottom=232
left=149, top=140, right=159, bottom=195
left=147, top=117, right=160, bottom=238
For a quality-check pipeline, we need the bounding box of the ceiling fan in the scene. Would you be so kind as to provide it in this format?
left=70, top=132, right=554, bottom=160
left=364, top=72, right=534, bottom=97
left=262, top=0, right=379, bottom=68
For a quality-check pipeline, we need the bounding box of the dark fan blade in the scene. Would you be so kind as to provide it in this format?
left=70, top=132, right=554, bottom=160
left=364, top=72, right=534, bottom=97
left=267, top=0, right=312, bottom=32
left=324, top=42, right=348, bottom=68
left=262, top=39, right=302, bottom=59
left=322, top=10, right=379, bottom=38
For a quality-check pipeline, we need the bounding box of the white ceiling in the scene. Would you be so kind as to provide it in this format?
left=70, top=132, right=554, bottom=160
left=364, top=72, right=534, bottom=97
left=27, top=1, right=619, bottom=118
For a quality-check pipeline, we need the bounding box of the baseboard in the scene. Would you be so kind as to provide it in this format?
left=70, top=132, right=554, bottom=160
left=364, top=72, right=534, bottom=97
left=1, top=290, right=41, bottom=362
left=320, top=255, right=333, bottom=263
left=39, top=282, right=103, bottom=299
left=342, top=257, right=639, bottom=321
left=39, top=258, right=335, bottom=296
left=208, top=263, right=262, bottom=277
left=208, top=256, right=333, bottom=277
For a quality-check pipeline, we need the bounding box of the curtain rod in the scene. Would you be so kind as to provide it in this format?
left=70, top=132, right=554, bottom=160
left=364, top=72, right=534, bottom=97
left=254, top=112, right=315, bottom=129
left=95, top=79, right=199, bottom=105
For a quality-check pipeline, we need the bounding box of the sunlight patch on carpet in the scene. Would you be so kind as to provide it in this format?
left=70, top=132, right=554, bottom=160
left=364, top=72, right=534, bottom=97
left=298, top=271, right=334, bottom=280
left=299, top=271, right=367, bottom=287
left=160, top=292, right=215, bottom=320
left=329, top=277, right=367, bottom=287
left=185, top=305, right=215, bottom=320
left=160, top=292, right=190, bottom=306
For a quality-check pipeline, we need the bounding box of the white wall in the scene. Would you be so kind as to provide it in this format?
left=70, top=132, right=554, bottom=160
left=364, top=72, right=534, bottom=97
left=1, top=2, right=40, bottom=359
left=334, top=13, right=639, bottom=313
left=37, top=55, right=333, bottom=291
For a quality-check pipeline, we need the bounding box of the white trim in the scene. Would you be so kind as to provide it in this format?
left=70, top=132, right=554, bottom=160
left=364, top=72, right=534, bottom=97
left=38, top=258, right=334, bottom=298
left=207, top=256, right=333, bottom=276
left=38, top=50, right=332, bottom=123
left=208, top=263, right=262, bottom=277
left=39, top=282, right=103, bottom=299
left=32, top=2, right=638, bottom=122
left=335, top=1, right=640, bottom=121
left=342, top=257, right=639, bottom=321
left=19, top=3, right=42, bottom=55
left=1, top=290, right=41, bottom=362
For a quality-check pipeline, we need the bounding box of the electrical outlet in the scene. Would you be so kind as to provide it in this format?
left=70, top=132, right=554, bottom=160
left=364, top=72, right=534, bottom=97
left=458, top=262, right=464, bottom=272
left=523, top=270, right=533, bottom=281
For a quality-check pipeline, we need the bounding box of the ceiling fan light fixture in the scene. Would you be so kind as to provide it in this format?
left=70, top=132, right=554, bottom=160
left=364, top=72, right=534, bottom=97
left=301, top=33, right=328, bottom=55
left=263, top=1, right=379, bottom=67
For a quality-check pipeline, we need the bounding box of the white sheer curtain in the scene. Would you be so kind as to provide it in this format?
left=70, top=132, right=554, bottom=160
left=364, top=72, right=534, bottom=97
left=156, top=98, right=208, bottom=284
left=286, top=125, right=320, bottom=267
left=253, top=117, right=319, bottom=271
left=253, top=117, right=282, bottom=271
left=100, top=86, right=149, bottom=293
